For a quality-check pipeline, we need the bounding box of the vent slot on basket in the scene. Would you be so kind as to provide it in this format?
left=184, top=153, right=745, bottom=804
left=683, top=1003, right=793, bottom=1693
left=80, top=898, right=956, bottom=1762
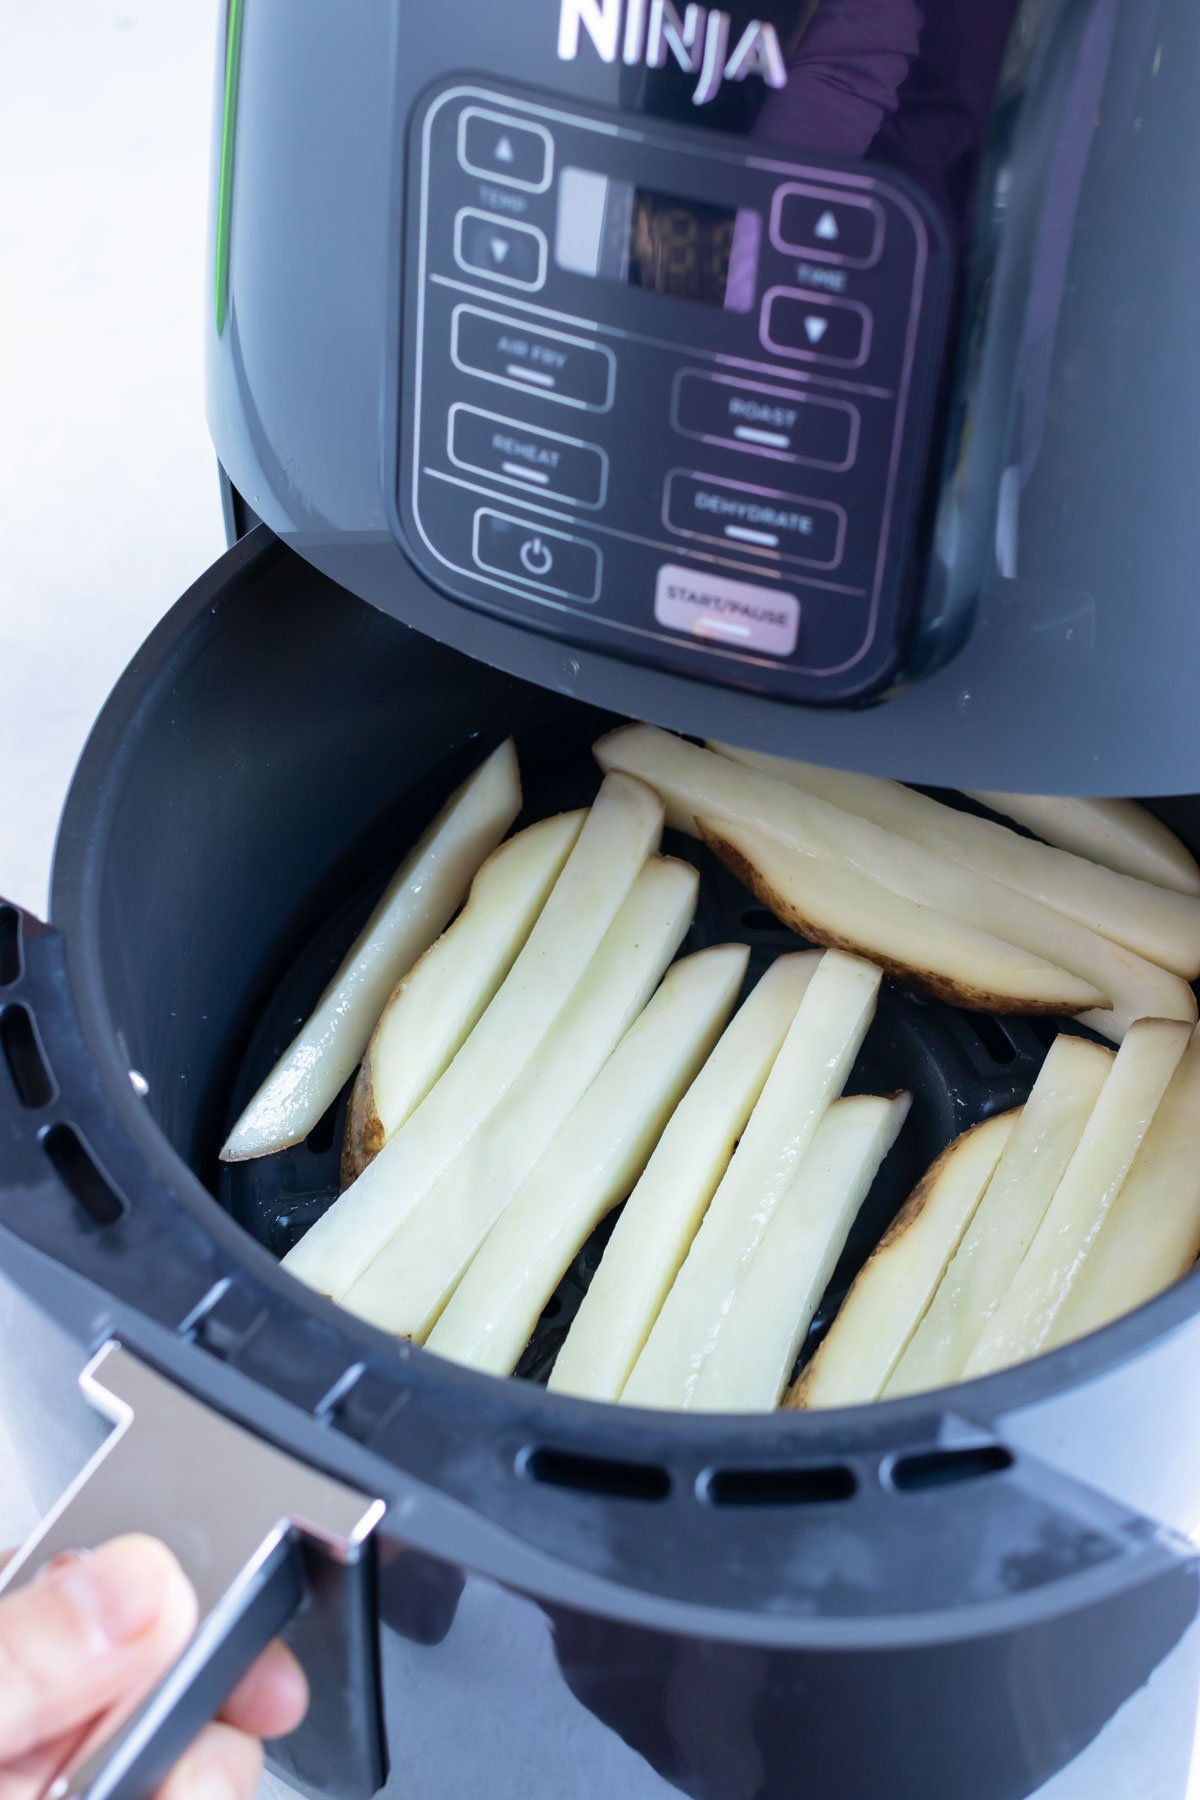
left=970, top=1013, right=1020, bottom=1066
left=41, top=1124, right=126, bottom=1227
left=889, top=1444, right=1013, bottom=1492
left=522, top=1446, right=671, bottom=1501
left=1, top=1004, right=55, bottom=1109
left=704, top=1464, right=857, bottom=1506
left=0, top=906, right=19, bottom=987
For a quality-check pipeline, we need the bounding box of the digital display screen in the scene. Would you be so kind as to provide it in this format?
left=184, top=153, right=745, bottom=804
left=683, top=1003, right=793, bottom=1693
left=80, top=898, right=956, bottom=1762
left=556, top=169, right=760, bottom=313
left=626, top=189, right=740, bottom=308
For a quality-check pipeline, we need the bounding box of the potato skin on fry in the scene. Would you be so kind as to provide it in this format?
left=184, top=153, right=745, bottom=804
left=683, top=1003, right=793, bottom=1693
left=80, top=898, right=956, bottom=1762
left=784, top=1111, right=1019, bottom=1410
left=700, top=822, right=1100, bottom=1016
left=342, top=1060, right=384, bottom=1188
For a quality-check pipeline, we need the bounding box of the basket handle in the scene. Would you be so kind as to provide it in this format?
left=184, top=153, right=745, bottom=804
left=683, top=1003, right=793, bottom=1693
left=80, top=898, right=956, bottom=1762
left=0, top=1341, right=384, bottom=1800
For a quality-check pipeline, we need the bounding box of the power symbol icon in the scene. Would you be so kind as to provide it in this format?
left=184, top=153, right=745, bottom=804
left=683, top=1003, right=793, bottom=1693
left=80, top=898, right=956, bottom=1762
left=520, top=535, right=554, bottom=577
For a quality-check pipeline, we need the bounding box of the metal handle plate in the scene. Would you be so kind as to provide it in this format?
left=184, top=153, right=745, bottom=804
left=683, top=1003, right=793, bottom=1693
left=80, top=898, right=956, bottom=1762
left=0, top=1341, right=385, bottom=1800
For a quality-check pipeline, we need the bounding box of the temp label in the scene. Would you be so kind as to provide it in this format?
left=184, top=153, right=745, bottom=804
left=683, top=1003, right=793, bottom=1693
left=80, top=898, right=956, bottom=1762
left=654, top=565, right=800, bottom=658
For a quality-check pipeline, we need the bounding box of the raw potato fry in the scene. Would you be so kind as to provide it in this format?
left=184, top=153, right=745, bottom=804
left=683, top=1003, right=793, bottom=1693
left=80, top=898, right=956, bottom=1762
left=222, top=739, right=522, bottom=1161
left=691, top=1094, right=911, bottom=1414
left=885, top=1036, right=1113, bottom=1399
left=718, top=800, right=1188, bottom=1042
left=1050, top=1028, right=1200, bottom=1345
left=698, top=816, right=1105, bottom=1016
left=964, top=1017, right=1192, bottom=1377
left=428, top=945, right=748, bottom=1375
left=622, top=951, right=882, bottom=1411
left=596, top=723, right=1176, bottom=1035
left=712, top=742, right=1200, bottom=979
left=788, top=1111, right=1017, bottom=1411
left=282, top=772, right=665, bottom=1298
left=340, top=856, right=698, bottom=1337
left=342, top=810, right=585, bottom=1185
left=964, top=793, right=1200, bottom=898
left=549, top=953, right=819, bottom=1403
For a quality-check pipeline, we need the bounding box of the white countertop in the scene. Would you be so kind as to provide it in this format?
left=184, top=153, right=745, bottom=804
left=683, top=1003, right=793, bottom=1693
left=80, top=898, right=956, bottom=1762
left=0, top=0, right=223, bottom=1527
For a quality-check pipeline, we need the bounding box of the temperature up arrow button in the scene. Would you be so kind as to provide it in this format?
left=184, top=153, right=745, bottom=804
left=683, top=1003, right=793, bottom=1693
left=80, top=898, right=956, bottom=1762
left=458, top=108, right=553, bottom=192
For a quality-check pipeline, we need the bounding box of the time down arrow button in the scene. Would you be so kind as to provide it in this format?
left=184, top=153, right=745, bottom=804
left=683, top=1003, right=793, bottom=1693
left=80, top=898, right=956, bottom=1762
left=761, top=288, right=873, bottom=368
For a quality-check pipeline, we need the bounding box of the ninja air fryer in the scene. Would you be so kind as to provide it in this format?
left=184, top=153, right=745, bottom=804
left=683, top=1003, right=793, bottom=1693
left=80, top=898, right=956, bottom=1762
left=3, top=2, right=1200, bottom=1797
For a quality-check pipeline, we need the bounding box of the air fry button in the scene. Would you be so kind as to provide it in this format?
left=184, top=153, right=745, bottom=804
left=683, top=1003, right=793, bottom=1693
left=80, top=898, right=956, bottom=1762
left=664, top=472, right=845, bottom=569
left=654, top=566, right=799, bottom=659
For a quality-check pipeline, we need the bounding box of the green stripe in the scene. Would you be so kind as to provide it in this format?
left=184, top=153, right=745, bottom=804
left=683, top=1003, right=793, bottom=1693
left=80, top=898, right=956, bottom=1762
left=214, top=0, right=245, bottom=335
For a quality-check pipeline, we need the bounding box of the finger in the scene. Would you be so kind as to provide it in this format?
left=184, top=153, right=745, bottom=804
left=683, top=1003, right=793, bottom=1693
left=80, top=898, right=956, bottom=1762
left=0, top=1719, right=91, bottom=1800
left=218, top=1640, right=308, bottom=1741
left=155, top=1721, right=264, bottom=1800
left=0, top=1536, right=198, bottom=1762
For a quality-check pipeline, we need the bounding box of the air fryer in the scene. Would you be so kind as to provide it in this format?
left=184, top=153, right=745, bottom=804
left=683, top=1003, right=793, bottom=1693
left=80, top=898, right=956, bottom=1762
left=4, top=4, right=1200, bottom=1800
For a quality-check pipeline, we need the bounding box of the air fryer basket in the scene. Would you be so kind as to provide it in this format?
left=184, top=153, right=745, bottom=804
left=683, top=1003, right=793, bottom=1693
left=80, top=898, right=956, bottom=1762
left=4, top=526, right=1200, bottom=1800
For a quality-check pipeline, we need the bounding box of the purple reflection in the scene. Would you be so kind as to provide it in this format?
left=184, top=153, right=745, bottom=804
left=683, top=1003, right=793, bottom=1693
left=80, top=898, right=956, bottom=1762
left=724, top=207, right=763, bottom=314
left=753, top=1, right=1024, bottom=237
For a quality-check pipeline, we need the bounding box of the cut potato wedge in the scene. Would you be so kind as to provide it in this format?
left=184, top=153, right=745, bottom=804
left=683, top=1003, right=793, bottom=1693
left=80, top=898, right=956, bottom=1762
left=341, top=810, right=585, bottom=1185
left=595, top=724, right=1184, bottom=1035
left=1050, top=1027, right=1200, bottom=1346
left=787, top=1111, right=1018, bottom=1410
left=691, top=1094, right=911, bottom=1413
left=282, top=772, right=665, bottom=1298
left=717, top=801, right=1188, bottom=1042
left=698, top=816, right=1105, bottom=1016
left=221, top=738, right=522, bottom=1161
left=885, top=1035, right=1113, bottom=1399
left=711, top=741, right=1200, bottom=979
left=622, top=950, right=882, bottom=1411
left=427, top=945, right=748, bottom=1376
left=339, top=855, right=698, bottom=1337
left=964, top=793, right=1200, bottom=898
left=964, top=1017, right=1192, bottom=1377
left=548, top=952, right=819, bottom=1403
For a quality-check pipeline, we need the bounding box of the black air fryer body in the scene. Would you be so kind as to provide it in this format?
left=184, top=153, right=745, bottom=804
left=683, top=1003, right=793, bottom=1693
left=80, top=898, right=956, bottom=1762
left=4, top=3, right=1200, bottom=1799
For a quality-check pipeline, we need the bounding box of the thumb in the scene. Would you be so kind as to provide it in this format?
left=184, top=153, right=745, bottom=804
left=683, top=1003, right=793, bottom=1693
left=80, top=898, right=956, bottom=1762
left=0, top=1536, right=198, bottom=1763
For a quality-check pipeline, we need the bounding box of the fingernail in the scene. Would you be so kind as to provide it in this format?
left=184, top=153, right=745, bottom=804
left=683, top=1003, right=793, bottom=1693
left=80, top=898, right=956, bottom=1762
left=53, top=1535, right=185, bottom=1648
left=33, top=1548, right=88, bottom=1582
left=180, top=1764, right=240, bottom=1800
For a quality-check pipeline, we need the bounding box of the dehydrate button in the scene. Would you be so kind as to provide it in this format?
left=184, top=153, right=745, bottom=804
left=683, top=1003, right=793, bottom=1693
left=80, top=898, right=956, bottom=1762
left=665, top=472, right=844, bottom=568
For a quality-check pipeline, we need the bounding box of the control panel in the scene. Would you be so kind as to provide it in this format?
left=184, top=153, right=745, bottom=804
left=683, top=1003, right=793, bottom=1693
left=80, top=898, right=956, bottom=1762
left=399, top=81, right=952, bottom=705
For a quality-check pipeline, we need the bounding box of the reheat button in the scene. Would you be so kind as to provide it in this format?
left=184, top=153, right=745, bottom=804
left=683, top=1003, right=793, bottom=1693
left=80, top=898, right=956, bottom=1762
left=448, top=405, right=607, bottom=506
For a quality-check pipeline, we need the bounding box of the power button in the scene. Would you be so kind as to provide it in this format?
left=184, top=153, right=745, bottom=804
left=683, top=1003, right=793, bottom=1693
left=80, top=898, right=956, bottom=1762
left=473, top=509, right=602, bottom=602
left=520, top=536, right=555, bottom=578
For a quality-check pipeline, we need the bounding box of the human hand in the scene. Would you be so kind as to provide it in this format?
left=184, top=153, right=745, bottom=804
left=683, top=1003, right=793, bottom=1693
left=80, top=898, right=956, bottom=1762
left=0, top=1535, right=308, bottom=1800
